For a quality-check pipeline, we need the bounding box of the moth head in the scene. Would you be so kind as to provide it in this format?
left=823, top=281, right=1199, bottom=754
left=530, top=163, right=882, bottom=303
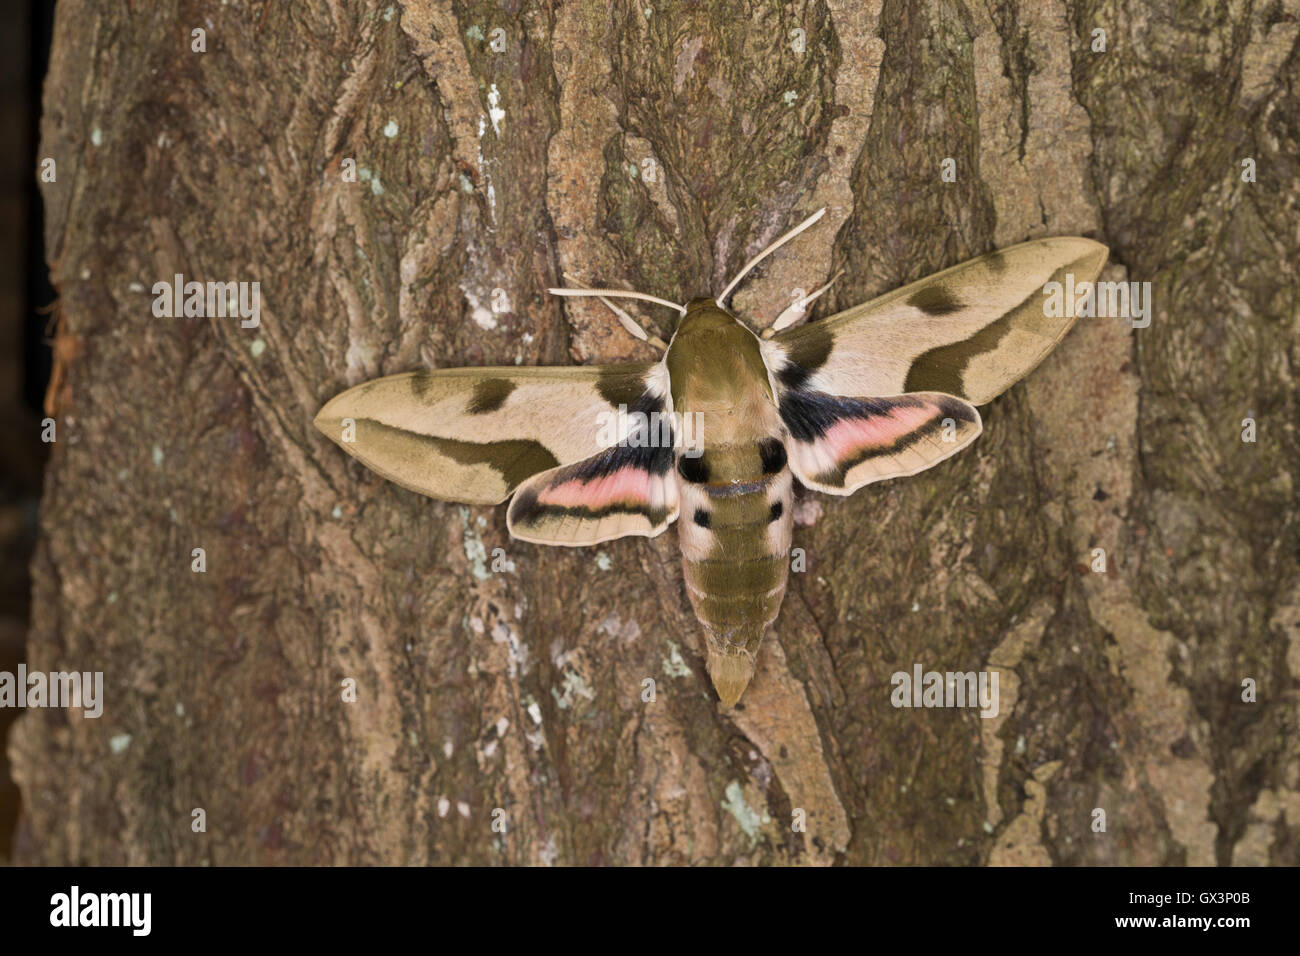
left=675, top=296, right=737, bottom=333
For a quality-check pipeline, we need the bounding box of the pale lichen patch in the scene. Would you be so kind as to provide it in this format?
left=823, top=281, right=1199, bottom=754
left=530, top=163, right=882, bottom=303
left=721, top=780, right=770, bottom=845
left=662, top=640, right=692, bottom=678
left=458, top=507, right=493, bottom=580
left=550, top=669, right=595, bottom=710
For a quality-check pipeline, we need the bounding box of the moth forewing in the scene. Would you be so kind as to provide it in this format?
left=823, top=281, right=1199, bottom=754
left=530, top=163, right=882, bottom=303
left=769, top=237, right=1108, bottom=407
left=313, top=363, right=668, bottom=505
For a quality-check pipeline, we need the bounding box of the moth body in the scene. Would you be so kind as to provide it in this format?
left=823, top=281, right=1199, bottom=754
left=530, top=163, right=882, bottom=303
left=667, top=299, right=793, bottom=705
left=314, top=230, right=1108, bottom=708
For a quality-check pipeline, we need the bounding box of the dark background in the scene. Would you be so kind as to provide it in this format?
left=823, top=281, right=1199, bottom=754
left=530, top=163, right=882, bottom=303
left=1, top=0, right=57, bottom=861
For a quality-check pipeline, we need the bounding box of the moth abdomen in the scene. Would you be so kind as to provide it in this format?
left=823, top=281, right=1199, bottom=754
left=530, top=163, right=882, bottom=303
left=677, top=441, right=793, bottom=705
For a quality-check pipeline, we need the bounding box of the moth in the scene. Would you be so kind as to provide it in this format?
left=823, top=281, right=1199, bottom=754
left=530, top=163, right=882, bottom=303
left=315, top=209, right=1107, bottom=706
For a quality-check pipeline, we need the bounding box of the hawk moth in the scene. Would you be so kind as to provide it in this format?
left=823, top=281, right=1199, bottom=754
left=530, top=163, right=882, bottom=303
left=315, top=210, right=1107, bottom=705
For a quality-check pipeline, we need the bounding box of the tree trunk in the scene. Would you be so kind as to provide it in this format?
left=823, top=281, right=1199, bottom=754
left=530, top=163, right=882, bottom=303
left=13, top=0, right=1299, bottom=865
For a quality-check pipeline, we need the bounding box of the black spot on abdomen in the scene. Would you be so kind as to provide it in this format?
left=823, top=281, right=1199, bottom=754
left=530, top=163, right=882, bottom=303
left=678, top=455, right=708, bottom=483
left=759, top=438, right=787, bottom=474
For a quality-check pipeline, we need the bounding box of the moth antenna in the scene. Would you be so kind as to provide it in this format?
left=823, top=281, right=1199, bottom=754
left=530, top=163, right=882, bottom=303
left=548, top=287, right=687, bottom=316
left=763, top=268, right=845, bottom=338
left=596, top=295, right=668, bottom=352
left=716, top=207, right=827, bottom=309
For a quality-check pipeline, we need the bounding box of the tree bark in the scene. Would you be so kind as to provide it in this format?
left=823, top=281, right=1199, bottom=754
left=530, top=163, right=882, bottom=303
left=13, top=0, right=1300, bottom=865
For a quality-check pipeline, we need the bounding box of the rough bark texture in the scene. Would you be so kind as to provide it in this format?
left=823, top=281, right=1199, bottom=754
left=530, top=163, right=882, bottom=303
left=12, top=0, right=1300, bottom=865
